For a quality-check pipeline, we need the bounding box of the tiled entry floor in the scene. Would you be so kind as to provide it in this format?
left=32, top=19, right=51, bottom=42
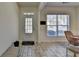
left=19, top=46, right=38, bottom=57
left=2, top=42, right=67, bottom=57
left=2, top=47, right=19, bottom=57
left=19, top=42, right=67, bottom=57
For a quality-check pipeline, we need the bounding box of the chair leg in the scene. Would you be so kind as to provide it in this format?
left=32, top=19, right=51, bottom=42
left=74, top=53, right=76, bottom=57
left=66, top=47, right=68, bottom=57
left=66, top=43, right=69, bottom=57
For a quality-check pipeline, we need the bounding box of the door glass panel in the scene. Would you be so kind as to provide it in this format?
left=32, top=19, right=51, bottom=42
left=25, top=18, right=32, bottom=33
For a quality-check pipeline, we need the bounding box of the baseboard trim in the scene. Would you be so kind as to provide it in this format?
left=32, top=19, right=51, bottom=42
left=38, top=41, right=67, bottom=44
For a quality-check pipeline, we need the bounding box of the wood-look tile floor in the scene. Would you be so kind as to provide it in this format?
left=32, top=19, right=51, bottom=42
left=19, top=42, right=67, bottom=57
left=2, top=47, right=19, bottom=57
left=2, top=42, right=67, bottom=57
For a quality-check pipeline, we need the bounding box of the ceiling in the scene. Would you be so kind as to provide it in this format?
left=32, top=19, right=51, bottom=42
left=47, top=2, right=79, bottom=7
left=18, top=2, right=40, bottom=7
left=18, top=2, right=79, bottom=7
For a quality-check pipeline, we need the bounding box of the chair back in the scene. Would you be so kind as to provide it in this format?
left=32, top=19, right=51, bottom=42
left=64, top=31, right=74, bottom=44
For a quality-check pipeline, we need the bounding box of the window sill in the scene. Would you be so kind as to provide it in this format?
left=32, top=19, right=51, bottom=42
left=47, top=36, right=65, bottom=38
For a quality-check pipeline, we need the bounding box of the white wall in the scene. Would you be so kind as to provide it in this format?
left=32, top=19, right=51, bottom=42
left=0, top=2, right=19, bottom=56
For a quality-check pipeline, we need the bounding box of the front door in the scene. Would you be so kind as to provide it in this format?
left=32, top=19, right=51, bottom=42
left=24, top=13, right=35, bottom=43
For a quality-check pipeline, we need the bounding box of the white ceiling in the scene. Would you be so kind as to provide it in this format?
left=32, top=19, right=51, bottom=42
left=47, top=2, right=79, bottom=7
left=18, top=2, right=40, bottom=7
left=18, top=2, right=79, bottom=7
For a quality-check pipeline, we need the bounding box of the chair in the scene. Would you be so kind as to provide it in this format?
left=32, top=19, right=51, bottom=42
left=64, top=31, right=79, bottom=46
left=64, top=31, right=79, bottom=56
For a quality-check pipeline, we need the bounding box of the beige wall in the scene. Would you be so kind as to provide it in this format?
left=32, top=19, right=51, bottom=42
left=0, top=2, right=19, bottom=56
left=19, top=6, right=79, bottom=43
left=38, top=6, right=79, bottom=43
left=76, top=7, right=79, bottom=35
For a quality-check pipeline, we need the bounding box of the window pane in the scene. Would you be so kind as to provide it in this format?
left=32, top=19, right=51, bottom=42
left=47, top=14, right=70, bottom=36
left=58, top=26, right=67, bottom=36
left=47, top=26, right=57, bottom=36
left=29, top=26, right=32, bottom=30
left=29, top=18, right=32, bottom=22
left=47, top=15, right=56, bottom=25
left=25, top=17, right=32, bottom=33
left=29, top=30, right=32, bottom=33
left=25, top=18, right=28, bottom=25
left=28, top=22, right=32, bottom=25
left=58, top=15, right=69, bottom=25
left=25, top=29, right=32, bottom=33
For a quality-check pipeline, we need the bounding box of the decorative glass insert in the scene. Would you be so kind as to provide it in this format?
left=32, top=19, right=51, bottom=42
left=25, top=18, right=32, bottom=33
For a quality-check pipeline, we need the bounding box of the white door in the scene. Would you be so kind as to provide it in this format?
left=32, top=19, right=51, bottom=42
left=24, top=13, right=35, bottom=42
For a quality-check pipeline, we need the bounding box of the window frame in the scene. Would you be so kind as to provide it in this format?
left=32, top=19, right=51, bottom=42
left=46, top=13, right=70, bottom=37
